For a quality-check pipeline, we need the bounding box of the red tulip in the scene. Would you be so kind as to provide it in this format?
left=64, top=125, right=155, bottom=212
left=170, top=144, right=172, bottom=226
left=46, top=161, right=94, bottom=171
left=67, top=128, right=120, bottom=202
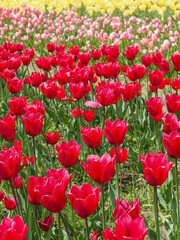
left=110, top=146, right=128, bottom=164
left=96, top=86, right=114, bottom=106
left=69, top=82, right=86, bottom=100
left=0, top=216, right=28, bottom=239
left=171, top=52, right=180, bottom=71
left=22, top=112, right=43, bottom=137
left=139, top=152, right=174, bottom=186
left=44, top=131, right=62, bottom=145
left=40, top=80, right=58, bottom=99
left=171, top=77, right=180, bottom=91
left=150, top=111, right=165, bottom=122
left=152, top=52, right=164, bottom=66
left=8, top=57, right=22, bottom=71
left=56, top=139, right=81, bottom=168
left=165, top=94, right=180, bottom=113
left=123, top=44, right=140, bottom=61
left=6, top=77, right=23, bottom=94
left=38, top=215, right=54, bottom=232
left=78, top=51, right=91, bottom=66
left=10, top=175, right=22, bottom=189
left=26, top=176, right=47, bottom=205
left=105, top=45, right=119, bottom=60
left=124, top=65, right=147, bottom=81
left=22, top=155, right=34, bottom=166
left=0, top=114, right=15, bottom=142
left=0, top=190, right=4, bottom=202
left=103, top=214, right=148, bottom=240
left=46, top=43, right=55, bottom=52
left=82, top=109, right=95, bottom=122
left=120, top=82, right=138, bottom=102
left=104, top=119, right=129, bottom=145
left=114, top=197, right=140, bottom=221
left=8, top=96, right=27, bottom=116
left=34, top=57, right=51, bottom=72
left=162, top=131, right=180, bottom=158
left=158, top=59, right=170, bottom=73
left=21, top=55, right=31, bottom=66
left=141, top=54, right=152, bottom=67
left=163, top=113, right=180, bottom=134
left=3, top=196, right=18, bottom=210
left=145, top=97, right=164, bottom=116
left=67, top=183, right=100, bottom=218
left=81, top=153, right=115, bottom=184
left=0, top=147, right=22, bottom=180
left=81, top=126, right=103, bottom=148
left=70, top=107, right=82, bottom=117
left=46, top=168, right=72, bottom=192
left=148, top=69, right=163, bottom=87
left=91, top=49, right=102, bottom=60
left=25, top=100, right=45, bottom=116
left=24, top=72, right=45, bottom=87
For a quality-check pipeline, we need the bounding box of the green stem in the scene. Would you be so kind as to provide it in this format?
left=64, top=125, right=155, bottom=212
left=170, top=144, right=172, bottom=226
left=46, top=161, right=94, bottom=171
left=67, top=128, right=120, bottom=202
left=58, top=212, right=61, bottom=240
left=129, top=100, right=139, bottom=147
left=175, top=158, right=180, bottom=239
left=115, top=146, right=120, bottom=199
left=9, top=180, right=20, bottom=216
left=119, top=163, right=122, bottom=197
left=34, top=205, right=41, bottom=240
left=154, top=186, right=160, bottom=240
left=13, top=178, right=23, bottom=217
left=85, top=218, right=90, bottom=240
left=33, top=137, right=38, bottom=177
left=53, top=99, right=64, bottom=137
left=59, top=212, right=71, bottom=239
left=101, top=184, right=105, bottom=231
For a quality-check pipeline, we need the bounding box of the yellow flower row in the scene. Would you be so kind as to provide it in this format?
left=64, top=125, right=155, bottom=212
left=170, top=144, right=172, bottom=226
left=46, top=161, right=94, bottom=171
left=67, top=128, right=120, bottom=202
left=0, top=0, right=179, bottom=18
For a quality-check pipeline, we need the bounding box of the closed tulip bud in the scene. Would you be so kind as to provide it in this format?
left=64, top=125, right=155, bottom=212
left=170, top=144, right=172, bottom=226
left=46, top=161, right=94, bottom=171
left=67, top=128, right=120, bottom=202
left=69, top=82, right=86, bottom=100
left=56, top=139, right=81, bottom=168
left=110, top=146, right=128, bottom=164
left=67, top=183, right=100, bottom=218
left=8, top=96, right=27, bottom=116
left=81, top=126, right=103, bottom=148
left=148, top=69, right=163, bottom=87
left=0, top=114, right=15, bottom=142
left=163, top=113, right=180, bottom=134
left=165, top=94, right=180, bottom=113
left=141, top=54, right=152, bottom=67
left=44, top=131, right=62, bottom=145
left=163, top=131, right=180, bottom=158
left=7, top=77, right=23, bottom=94
left=38, top=215, right=54, bottom=232
left=91, top=49, right=102, bottom=60
left=3, top=196, right=18, bottom=210
left=139, top=152, right=174, bottom=186
left=104, top=119, right=129, bottom=145
left=82, top=109, right=95, bottom=122
left=121, top=82, right=138, bottom=102
left=145, top=97, right=164, bottom=116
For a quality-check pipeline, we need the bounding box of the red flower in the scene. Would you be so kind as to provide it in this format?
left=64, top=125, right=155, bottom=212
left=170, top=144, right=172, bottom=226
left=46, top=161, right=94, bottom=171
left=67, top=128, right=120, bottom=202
left=3, top=196, right=18, bottom=210
left=171, top=52, right=180, bottom=71
left=56, top=139, right=81, bottom=168
left=8, top=57, right=22, bottom=71
left=22, top=156, right=34, bottom=166
left=69, top=82, right=86, bottom=100
left=120, top=82, right=138, bottom=102
left=6, top=77, right=23, bottom=94
left=139, top=152, right=174, bottom=186
left=150, top=112, right=165, bottom=122
left=0, top=146, right=22, bottom=180
left=46, top=168, right=72, bottom=192
left=26, top=176, right=47, bottom=205
left=123, top=44, right=140, bottom=61
left=81, top=126, right=103, bottom=148
left=96, top=86, right=115, bottom=106
left=70, top=107, right=82, bottom=117
left=46, top=43, right=55, bottom=52
left=163, top=113, right=180, bottom=134
left=114, top=197, right=140, bottom=221
left=148, top=69, right=163, bottom=87
left=44, top=131, right=62, bottom=145
left=145, top=97, right=164, bottom=116
left=40, top=177, right=67, bottom=213
left=21, top=55, right=31, bottom=66
left=162, top=131, right=180, bottom=158
left=82, top=109, right=95, bottom=122
left=67, top=183, right=100, bottom=218
left=0, top=114, right=15, bottom=142
left=152, top=52, right=164, bottom=66
left=34, top=57, right=51, bottom=72
left=105, top=45, right=119, bottom=60
left=38, top=215, right=54, bottom=232
left=0, top=190, right=5, bottom=202
left=22, top=112, right=43, bottom=137
left=81, top=153, right=115, bottom=184
left=141, top=54, right=152, bottom=67
left=171, top=77, right=180, bottom=91
left=158, top=59, right=170, bottom=73
left=124, top=65, right=147, bottom=81
left=25, top=72, right=45, bottom=87
left=0, top=216, right=28, bottom=239
left=10, top=175, right=22, bottom=189
left=8, top=96, right=27, bottom=116
left=165, top=94, right=180, bottom=113
left=40, top=80, right=58, bottom=99
left=25, top=100, right=45, bottom=116
left=103, top=214, right=148, bottom=240
left=91, top=49, right=102, bottom=60
left=78, top=51, right=91, bottom=66
left=110, top=147, right=128, bottom=164
left=104, top=119, right=129, bottom=145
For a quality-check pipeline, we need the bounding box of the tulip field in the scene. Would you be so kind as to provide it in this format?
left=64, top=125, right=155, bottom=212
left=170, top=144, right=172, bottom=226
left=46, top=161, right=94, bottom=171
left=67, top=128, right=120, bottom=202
left=0, top=1, right=180, bottom=239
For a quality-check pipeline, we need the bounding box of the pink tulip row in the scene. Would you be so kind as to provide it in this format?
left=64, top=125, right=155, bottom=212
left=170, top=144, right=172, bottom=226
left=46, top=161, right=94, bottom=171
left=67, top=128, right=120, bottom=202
left=0, top=6, right=179, bottom=54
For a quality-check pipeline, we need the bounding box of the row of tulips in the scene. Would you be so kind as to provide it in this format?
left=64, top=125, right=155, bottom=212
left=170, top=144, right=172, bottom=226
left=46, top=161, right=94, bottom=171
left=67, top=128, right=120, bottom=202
left=0, top=39, right=180, bottom=240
